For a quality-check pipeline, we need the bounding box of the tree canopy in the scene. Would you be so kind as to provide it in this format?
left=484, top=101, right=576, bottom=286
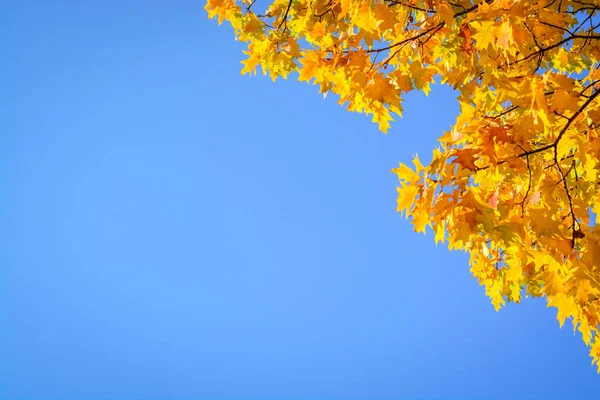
left=205, top=0, right=600, bottom=370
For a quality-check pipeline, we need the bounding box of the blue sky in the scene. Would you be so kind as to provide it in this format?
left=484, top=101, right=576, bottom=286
left=2, top=1, right=599, bottom=399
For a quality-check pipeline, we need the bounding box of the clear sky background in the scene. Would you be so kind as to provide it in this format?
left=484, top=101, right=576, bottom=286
left=2, top=1, right=599, bottom=399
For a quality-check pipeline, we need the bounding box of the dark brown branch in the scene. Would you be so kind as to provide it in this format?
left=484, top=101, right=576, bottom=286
left=386, top=0, right=435, bottom=13
left=484, top=105, right=519, bottom=120
left=278, top=0, right=293, bottom=30
left=554, top=147, right=578, bottom=248
left=516, top=147, right=533, bottom=217
left=369, top=0, right=495, bottom=54
left=518, top=90, right=600, bottom=158
left=368, top=22, right=444, bottom=54
left=538, top=20, right=573, bottom=36
left=512, top=33, right=600, bottom=66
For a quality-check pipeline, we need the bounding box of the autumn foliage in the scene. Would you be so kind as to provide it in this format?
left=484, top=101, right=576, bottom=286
left=206, top=0, right=600, bottom=370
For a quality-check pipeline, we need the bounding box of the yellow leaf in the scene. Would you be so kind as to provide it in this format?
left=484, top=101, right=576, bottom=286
left=576, top=279, right=597, bottom=305
left=471, top=21, right=495, bottom=51
left=584, top=154, right=597, bottom=181
left=592, top=340, right=600, bottom=372
left=338, top=0, right=350, bottom=20
left=310, top=21, right=327, bottom=41
left=528, top=190, right=541, bottom=205
left=551, top=90, right=579, bottom=113
left=488, top=279, right=505, bottom=311
left=506, top=264, right=522, bottom=282
left=298, top=52, right=320, bottom=82
left=354, top=3, right=378, bottom=33
left=412, top=154, right=424, bottom=173
left=557, top=136, right=577, bottom=160
left=395, top=185, right=419, bottom=216
left=434, top=221, right=445, bottom=244
left=242, top=16, right=263, bottom=36
left=241, top=55, right=260, bottom=75
left=497, top=21, right=513, bottom=51
left=412, top=207, right=429, bottom=233
left=552, top=48, right=570, bottom=70
left=410, top=60, right=424, bottom=89
left=578, top=316, right=592, bottom=345
left=392, top=163, right=420, bottom=183
left=548, top=293, right=577, bottom=328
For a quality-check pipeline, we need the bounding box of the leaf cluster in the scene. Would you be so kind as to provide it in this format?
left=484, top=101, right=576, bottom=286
left=207, top=0, right=600, bottom=371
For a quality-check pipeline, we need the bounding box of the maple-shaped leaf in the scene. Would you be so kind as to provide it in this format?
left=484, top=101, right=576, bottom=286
left=412, top=207, right=429, bottom=234
left=450, top=148, right=480, bottom=171
left=395, top=185, right=419, bottom=216
left=548, top=293, right=577, bottom=328
left=298, top=52, right=320, bottom=82
left=392, top=163, right=420, bottom=184
left=496, top=21, right=513, bottom=51
left=471, top=21, right=495, bottom=51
